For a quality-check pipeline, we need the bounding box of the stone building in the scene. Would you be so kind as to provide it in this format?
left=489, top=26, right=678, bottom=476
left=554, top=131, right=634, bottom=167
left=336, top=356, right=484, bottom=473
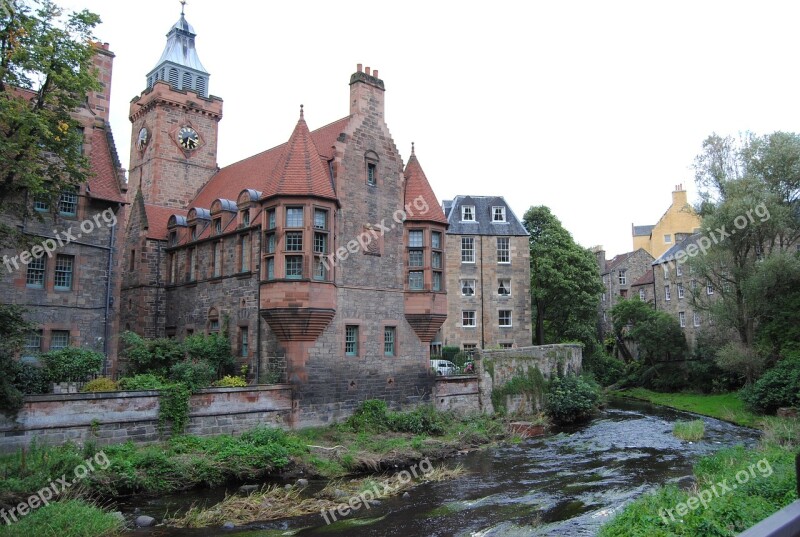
left=439, top=196, right=532, bottom=352
left=0, top=43, right=127, bottom=370
left=632, top=185, right=701, bottom=258
left=651, top=233, right=707, bottom=347
left=119, top=11, right=448, bottom=425
left=596, top=247, right=654, bottom=336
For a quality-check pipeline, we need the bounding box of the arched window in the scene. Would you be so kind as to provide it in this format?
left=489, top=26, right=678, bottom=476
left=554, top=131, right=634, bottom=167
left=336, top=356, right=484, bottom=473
left=208, top=307, right=220, bottom=332
left=364, top=150, right=379, bottom=186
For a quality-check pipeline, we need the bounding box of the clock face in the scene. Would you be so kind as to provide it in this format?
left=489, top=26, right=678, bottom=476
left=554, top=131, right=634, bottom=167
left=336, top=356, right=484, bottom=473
left=137, top=127, right=149, bottom=150
left=178, top=126, right=199, bottom=150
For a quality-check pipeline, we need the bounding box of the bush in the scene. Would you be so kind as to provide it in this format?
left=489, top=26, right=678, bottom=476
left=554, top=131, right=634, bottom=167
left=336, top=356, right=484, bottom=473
left=184, top=333, right=235, bottom=378
left=41, top=347, right=104, bottom=383
left=120, top=331, right=184, bottom=376
left=716, top=341, right=767, bottom=385
left=345, top=399, right=389, bottom=433
left=741, top=353, right=800, bottom=414
left=11, top=361, right=49, bottom=394
left=117, top=374, right=169, bottom=391
left=583, top=351, right=625, bottom=387
left=81, top=377, right=118, bottom=392
left=213, top=375, right=248, bottom=388
left=545, top=374, right=600, bottom=424
left=386, top=405, right=450, bottom=435
left=169, top=360, right=215, bottom=391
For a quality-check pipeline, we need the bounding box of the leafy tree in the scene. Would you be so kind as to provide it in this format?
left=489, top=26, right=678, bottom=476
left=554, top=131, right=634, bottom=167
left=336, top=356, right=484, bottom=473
left=184, top=333, right=235, bottom=378
left=611, top=297, right=688, bottom=366
left=0, top=304, right=34, bottom=414
left=0, top=0, right=101, bottom=249
left=120, top=331, right=184, bottom=376
left=690, top=132, right=800, bottom=346
left=523, top=206, right=603, bottom=353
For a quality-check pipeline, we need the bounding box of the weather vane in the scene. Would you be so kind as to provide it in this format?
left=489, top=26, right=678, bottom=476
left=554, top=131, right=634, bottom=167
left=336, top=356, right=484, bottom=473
left=180, top=0, right=187, bottom=16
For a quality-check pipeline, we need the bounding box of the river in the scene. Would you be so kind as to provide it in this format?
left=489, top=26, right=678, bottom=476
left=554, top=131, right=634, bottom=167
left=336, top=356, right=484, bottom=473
left=119, top=397, right=759, bottom=536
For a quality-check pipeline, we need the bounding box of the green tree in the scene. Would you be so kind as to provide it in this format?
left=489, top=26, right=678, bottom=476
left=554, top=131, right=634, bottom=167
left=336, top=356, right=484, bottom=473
left=523, top=206, right=603, bottom=352
left=690, top=132, right=800, bottom=346
left=611, top=298, right=688, bottom=366
left=0, top=0, right=101, bottom=249
left=0, top=304, right=34, bottom=414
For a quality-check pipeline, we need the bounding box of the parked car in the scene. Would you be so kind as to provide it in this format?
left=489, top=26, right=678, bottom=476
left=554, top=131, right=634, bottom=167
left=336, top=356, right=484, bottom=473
left=430, top=359, right=457, bottom=376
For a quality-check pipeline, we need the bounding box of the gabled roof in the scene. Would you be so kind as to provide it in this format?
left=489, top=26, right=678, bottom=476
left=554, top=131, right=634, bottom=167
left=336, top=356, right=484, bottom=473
left=444, top=195, right=529, bottom=236
left=632, top=224, right=654, bottom=237
left=86, top=126, right=125, bottom=204
left=260, top=107, right=337, bottom=202
left=191, top=116, right=348, bottom=209
left=630, top=268, right=655, bottom=287
left=403, top=147, right=447, bottom=224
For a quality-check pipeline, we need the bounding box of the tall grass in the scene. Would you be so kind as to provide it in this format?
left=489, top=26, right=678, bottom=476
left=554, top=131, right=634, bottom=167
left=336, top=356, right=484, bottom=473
left=0, top=500, right=121, bottom=537
left=672, top=420, right=705, bottom=441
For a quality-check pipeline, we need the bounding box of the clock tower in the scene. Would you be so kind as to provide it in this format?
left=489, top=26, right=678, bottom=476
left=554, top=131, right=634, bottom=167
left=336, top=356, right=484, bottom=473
left=127, top=6, right=222, bottom=209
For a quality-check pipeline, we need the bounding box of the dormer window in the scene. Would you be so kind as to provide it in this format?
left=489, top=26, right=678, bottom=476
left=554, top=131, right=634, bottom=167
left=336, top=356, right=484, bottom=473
left=492, top=206, right=506, bottom=222
left=190, top=225, right=197, bottom=241
left=213, top=218, right=222, bottom=235
left=240, top=210, right=250, bottom=228
left=169, top=231, right=177, bottom=246
left=462, top=205, right=475, bottom=222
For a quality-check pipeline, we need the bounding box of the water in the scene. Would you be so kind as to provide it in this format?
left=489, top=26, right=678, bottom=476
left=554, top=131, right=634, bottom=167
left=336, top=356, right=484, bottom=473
left=120, top=398, right=759, bottom=536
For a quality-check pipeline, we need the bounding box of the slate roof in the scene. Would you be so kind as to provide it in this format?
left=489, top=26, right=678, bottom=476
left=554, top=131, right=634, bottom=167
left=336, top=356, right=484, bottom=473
left=152, top=13, right=208, bottom=74
left=652, top=232, right=702, bottom=265
left=603, top=251, right=636, bottom=275
left=632, top=224, right=654, bottom=237
left=630, top=268, right=655, bottom=287
left=403, top=148, right=447, bottom=224
left=443, top=195, right=528, bottom=236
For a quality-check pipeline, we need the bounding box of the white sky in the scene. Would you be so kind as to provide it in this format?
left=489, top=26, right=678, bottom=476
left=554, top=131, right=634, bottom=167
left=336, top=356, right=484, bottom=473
left=58, top=0, right=800, bottom=256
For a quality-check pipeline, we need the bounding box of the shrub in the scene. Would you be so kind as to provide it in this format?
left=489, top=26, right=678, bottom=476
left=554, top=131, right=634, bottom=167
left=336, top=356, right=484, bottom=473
left=169, top=360, right=215, bottom=391
left=741, top=353, right=800, bottom=414
left=11, top=361, right=49, bottom=394
left=81, top=377, right=118, bottom=392
left=213, top=375, right=248, bottom=388
left=716, top=341, right=767, bottom=385
left=345, top=399, right=389, bottom=433
left=117, top=374, right=169, bottom=391
left=545, top=374, right=600, bottom=424
left=582, top=351, right=625, bottom=387
left=120, top=331, right=184, bottom=376
left=387, top=405, right=450, bottom=435
left=41, top=347, right=104, bottom=383
left=184, top=333, right=235, bottom=378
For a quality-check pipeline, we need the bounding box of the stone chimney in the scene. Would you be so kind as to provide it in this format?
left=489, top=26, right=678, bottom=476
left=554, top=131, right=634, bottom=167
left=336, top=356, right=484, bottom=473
left=349, top=63, right=385, bottom=118
left=672, top=183, right=688, bottom=206
left=88, top=42, right=114, bottom=123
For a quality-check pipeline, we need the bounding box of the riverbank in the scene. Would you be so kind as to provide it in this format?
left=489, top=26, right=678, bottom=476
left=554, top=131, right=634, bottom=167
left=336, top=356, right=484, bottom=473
left=600, top=389, right=799, bottom=536
left=0, top=402, right=515, bottom=536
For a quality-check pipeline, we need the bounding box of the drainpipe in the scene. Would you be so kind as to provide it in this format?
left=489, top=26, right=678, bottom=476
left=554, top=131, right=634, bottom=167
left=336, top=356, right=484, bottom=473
left=102, top=207, right=117, bottom=375
left=480, top=235, right=485, bottom=349
left=256, top=255, right=261, bottom=384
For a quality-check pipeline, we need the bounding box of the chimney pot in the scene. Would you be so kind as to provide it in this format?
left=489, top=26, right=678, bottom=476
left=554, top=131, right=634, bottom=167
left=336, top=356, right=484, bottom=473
left=365, top=67, right=371, bottom=76
left=357, top=63, right=362, bottom=72
left=373, top=69, right=379, bottom=78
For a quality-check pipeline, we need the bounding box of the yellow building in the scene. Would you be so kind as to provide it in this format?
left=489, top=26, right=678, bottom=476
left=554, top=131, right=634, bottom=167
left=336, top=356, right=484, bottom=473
left=632, top=185, right=701, bottom=258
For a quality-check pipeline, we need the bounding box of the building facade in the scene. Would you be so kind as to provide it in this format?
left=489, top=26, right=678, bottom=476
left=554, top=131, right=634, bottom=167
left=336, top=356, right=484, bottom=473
left=119, top=12, right=448, bottom=425
left=439, top=196, right=532, bottom=352
left=596, top=247, right=654, bottom=336
left=0, top=43, right=127, bottom=370
left=632, top=185, right=701, bottom=258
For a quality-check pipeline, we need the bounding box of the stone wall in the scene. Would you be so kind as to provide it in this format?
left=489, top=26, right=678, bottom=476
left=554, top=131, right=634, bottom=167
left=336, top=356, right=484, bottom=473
left=478, top=344, right=582, bottom=414
left=0, top=385, right=292, bottom=454
left=433, top=376, right=480, bottom=414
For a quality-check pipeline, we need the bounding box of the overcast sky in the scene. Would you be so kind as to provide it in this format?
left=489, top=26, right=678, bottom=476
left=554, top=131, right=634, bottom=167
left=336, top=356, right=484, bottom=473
left=59, top=0, right=800, bottom=256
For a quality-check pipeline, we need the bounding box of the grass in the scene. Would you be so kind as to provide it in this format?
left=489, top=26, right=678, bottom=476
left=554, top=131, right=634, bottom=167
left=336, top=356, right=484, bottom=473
left=614, top=388, right=760, bottom=427
left=0, top=404, right=505, bottom=504
left=0, top=499, right=122, bottom=537
left=600, top=390, right=800, bottom=536
left=672, top=420, right=705, bottom=441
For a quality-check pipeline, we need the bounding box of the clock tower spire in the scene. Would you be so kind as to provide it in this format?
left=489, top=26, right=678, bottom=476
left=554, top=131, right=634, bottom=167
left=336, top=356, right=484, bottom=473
left=126, top=5, right=222, bottom=210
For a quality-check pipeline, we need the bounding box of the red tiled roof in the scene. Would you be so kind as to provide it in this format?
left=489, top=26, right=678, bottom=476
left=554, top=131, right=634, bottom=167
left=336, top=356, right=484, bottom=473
left=144, top=203, right=177, bottom=240
left=192, top=116, right=349, bottom=209
left=631, top=268, right=654, bottom=287
left=87, top=127, right=125, bottom=203
left=261, top=110, right=337, bottom=202
left=403, top=151, right=447, bottom=224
